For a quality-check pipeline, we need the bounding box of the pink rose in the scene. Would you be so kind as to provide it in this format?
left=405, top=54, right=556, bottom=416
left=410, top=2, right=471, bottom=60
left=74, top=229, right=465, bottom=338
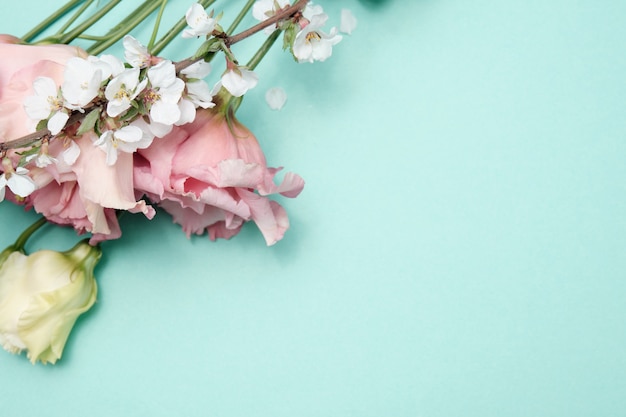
left=0, top=37, right=153, bottom=242
left=25, top=132, right=155, bottom=244
left=0, top=36, right=85, bottom=142
left=134, top=108, right=304, bottom=245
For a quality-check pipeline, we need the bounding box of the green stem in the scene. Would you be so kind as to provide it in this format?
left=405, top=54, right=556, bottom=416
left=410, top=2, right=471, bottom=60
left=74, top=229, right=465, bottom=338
left=229, top=28, right=282, bottom=114
left=176, top=0, right=308, bottom=71
left=246, top=28, right=281, bottom=70
left=57, top=0, right=123, bottom=45
left=226, top=0, right=256, bottom=36
left=151, top=0, right=217, bottom=56
left=13, top=217, right=47, bottom=252
left=86, top=0, right=162, bottom=55
left=147, top=0, right=169, bottom=51
left=85, top=0, right=152, bottom=52
left=55, top=0, right=95, bottom=36
left=76, top=34, right=110, bottom=41
left=21, top=0, right=84, bottom=43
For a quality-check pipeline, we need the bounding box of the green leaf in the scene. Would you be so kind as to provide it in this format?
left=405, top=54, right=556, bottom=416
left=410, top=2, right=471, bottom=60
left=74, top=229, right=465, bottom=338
left=36, top=119, right=48, bottom=132
left=283, top=24, right=297, bottom=52
left=194, top=38, right=222, bottom=59
left=119, top=106, right=139, bottom=122
left=76, top=108, right=101, bottom=136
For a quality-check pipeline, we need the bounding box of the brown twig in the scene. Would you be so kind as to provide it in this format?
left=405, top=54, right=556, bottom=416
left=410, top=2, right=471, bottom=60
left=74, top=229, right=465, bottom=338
left=176, top=0, right=308, bottom=72
left=0, top=112, right=86, bottom=152
left=226, top=0, right=308, bottom=46
left=1, top=129, right=50, bottom=152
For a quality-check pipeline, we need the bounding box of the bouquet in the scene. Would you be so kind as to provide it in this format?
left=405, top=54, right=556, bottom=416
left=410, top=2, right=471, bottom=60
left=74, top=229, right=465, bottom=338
left=0, top=0, right=356, bottom=364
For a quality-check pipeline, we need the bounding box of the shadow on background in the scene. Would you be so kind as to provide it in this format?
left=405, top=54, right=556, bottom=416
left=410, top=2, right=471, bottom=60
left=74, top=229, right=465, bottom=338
left=358, top=0, right=391, bottom=8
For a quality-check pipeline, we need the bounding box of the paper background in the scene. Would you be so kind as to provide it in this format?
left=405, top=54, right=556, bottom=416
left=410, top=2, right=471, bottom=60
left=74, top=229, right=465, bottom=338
left=1, top=1, right=625, bottom=416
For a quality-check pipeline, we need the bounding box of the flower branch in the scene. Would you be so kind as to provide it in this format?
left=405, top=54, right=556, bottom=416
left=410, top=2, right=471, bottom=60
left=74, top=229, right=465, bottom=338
left=226, top=0, right=308, bottom=46
left=3, top=0, right=314, bottom=153
left=0, top=112, right=85, bottom=153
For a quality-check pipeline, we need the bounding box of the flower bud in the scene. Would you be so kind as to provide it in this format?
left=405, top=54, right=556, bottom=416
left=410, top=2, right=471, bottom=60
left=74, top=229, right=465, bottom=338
left=0, top=240, right=100, bottom=364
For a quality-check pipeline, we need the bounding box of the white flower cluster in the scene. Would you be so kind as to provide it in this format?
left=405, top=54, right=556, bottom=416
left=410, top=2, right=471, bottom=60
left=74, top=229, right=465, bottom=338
left=252, top=1, right=345, bottom=63
left=22, top=34, right=217, bottom=169
left=252, top=1, right=355, bottom=110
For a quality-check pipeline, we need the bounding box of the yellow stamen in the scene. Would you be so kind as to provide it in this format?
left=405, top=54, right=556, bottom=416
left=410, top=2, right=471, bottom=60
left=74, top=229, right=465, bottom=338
left=305, top=31, right=322, bottom=43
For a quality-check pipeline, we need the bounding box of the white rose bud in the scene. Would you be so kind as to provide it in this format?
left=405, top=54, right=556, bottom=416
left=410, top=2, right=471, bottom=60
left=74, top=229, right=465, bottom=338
left=0, top=240, right=100, bottom=364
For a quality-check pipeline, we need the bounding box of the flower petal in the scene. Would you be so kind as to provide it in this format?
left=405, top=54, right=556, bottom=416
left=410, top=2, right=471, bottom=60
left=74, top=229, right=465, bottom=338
left=265, top=87, right=287, bottom=110
left=47, top=111, right=69, bottom=135
left=7, top=172, right=36, bottom=197
left=340, top=9, right=357, bottom=34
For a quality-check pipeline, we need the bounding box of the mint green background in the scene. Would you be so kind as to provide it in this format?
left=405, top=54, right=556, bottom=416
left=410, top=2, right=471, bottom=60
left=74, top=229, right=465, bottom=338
left=1, top=1, right=625, bottom=416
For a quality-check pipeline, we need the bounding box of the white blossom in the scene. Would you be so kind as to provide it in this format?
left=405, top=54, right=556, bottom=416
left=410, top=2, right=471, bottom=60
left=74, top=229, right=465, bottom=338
left=220, top=67, right=258, bottom=97
left=182, top=3, right=217, bottom=38
left=89, top=54, right=125, bottom=78
left=93, top=125, right=153, bottom=166
left=176, top=99, right=197, bottom=125
left=145, top=60, right=185, bottom=125
left=123, top=35, right=151, bottom=68
left=23, top=77, right=69, bottom=135
left=62, top=57, right=104, bottom=108
left=25, top=147, right=57, bottom=168
left=293, top=14, right=342, bottom=63
left=302, top=3, right=325, bottom=20
left=180, top=61, right=214, bottom=110
left=180, top=60, right=213, bottom=79
left=0, top=166, right=36, bottom=201
left=104, top=67, right=147, bottom=117
left=252, top=0, right=290, bottom=33
left=186, top=81, right=215, bottom=109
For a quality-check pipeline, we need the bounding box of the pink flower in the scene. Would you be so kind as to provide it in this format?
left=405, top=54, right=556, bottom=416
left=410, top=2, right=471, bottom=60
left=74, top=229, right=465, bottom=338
left=0, top=37, right=85, bottom=142
left=25, top=132, right=155, bottom=244
left=134, top=108, right=304, bottom=245
left=0, top=37, right=153, bottom=242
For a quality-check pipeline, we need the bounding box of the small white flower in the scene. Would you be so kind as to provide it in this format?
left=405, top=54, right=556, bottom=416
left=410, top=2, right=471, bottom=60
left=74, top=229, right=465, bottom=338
left=93, top=125, right=152, bottom=166
left=123, top=35, right=151, bottom=68
left=186, top=81, right=215, bottom=109
left=302, top=3, right=325, bottom=20
left=31, top=153, right=57, bottom=168
left=265, top=87, right=287, bottom=110
left=23, top=77, right=69, bottom=135
left=145, top=61, right=185, bottom=125
left=340, top=9, right=357, bottom=34
left=104, top=67, right=147, bottom=117
left=180, top=60, right=213, bottom=79
left=182, top=3, right=217, bottom=38
left=62, top=57, right=104, bottom=108
left=252, top=0, right=290, bottom=33
left=293, top=14, right=342, bottom=63
left=220, top=67, right=258, bottom=97
left=180, top=61, right=214, bottom=110
left=176, top=99, right=197, bottom=125
left=89, top=54, right=125, bottom=78
left=0, top=165, right=36, bottom=201
left=25, top=143, right=57, bottom=168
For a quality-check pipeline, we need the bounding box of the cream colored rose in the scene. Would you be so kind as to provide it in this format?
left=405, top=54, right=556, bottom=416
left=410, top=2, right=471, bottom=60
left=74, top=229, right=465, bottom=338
left=0, top=240, right=100, bottom=364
